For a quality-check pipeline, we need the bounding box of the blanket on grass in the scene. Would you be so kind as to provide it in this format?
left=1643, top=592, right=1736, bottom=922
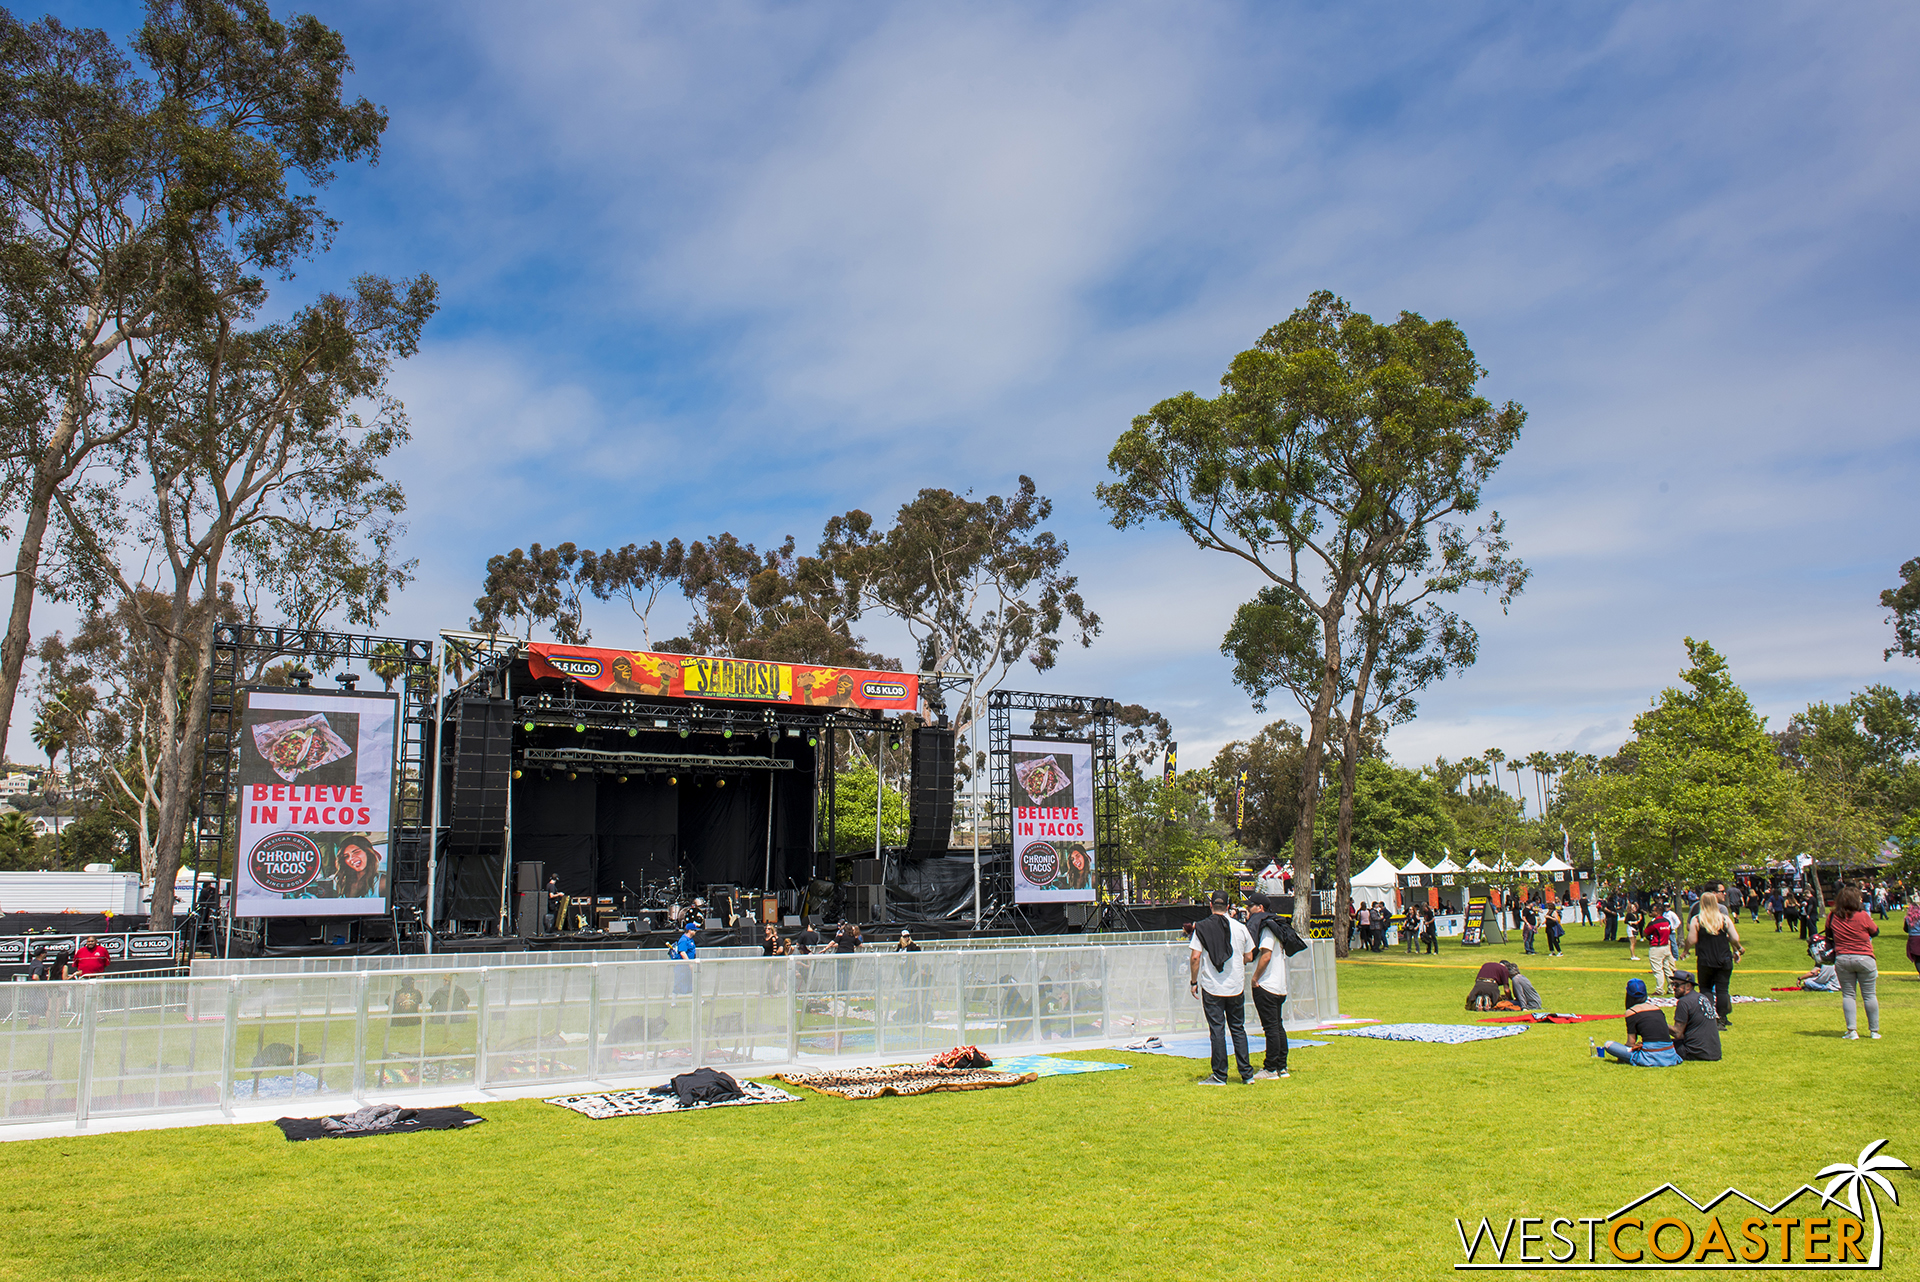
left=275, top=1105, right=485, bottom=1142
left=545, top=1080, right=801, bottom=1119
left=1322, top=1023, right=1527, bottom=1044
left=1647, top=995, right=1777, bottom=1009
left=1121, top=1035, right=1329, bottom=1058
left=1478, top=1012, right=1619, bottom=1025
left=775, top=1065, right=1037, bottom=1099
left=988, top=1055, right=1131, bottom=1077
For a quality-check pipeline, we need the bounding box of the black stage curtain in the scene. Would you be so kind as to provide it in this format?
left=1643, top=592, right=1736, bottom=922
left=596, top=780, right=678, bottom=894
left=679, top=779, right=752, bottom=886
left=516, top=833, right=595, bottom=896
left=514, top=774, right=598, bottom=896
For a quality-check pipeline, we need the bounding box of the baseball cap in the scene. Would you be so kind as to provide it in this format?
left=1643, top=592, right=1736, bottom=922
left=1209, top=890, right=1230, bottom=907
left=1672, top=970, right=1696, bottom=986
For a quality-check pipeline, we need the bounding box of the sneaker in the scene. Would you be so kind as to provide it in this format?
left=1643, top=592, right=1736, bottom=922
left=1871, top=1032, right=1882, bottom=1040
left=1249, top=1069, right=1280, bottom=1081
left=1196, top=1074, right=1229, bottom=1086
left=1278, top=1068, right=1290, bottom=1078
left=1842, top=1031, right=1859, bottom=1040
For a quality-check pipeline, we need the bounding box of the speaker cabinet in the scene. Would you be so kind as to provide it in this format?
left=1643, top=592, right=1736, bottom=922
left=908, top=727, right=956, bottom=852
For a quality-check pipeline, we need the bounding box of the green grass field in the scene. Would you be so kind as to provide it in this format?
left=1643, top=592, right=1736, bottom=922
left=2, top=920, right=1913, bottom=1281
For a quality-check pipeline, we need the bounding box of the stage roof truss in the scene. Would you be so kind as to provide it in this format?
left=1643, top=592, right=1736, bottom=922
left=519, top=747, right=795, bottom=771
left=510, top=691, right=908, bottom=737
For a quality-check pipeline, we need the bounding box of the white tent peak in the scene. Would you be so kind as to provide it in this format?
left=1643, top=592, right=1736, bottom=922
left=1398, top=855, right=1432, bottom=876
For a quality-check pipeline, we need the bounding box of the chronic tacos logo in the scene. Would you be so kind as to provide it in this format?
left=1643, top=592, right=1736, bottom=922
left=1019, top=840, right=1059, bottom=887
left=249, top=831, right=322, bottom=894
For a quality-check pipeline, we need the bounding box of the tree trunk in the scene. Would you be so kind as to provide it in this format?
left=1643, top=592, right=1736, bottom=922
left=146, top=570, right=222, bottom=931
left=1289, top=601, right=1347, bottom=933
left=0, top=412, right=74, bottom=753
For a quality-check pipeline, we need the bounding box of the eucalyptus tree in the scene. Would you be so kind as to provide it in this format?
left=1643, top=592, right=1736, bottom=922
left=1102, top=290, right=1525, bottom=929
left=0, top=1, right=389, bottom=751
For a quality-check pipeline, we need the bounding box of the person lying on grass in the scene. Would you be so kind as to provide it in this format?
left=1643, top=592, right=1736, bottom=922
left=1591, top=978, right=1682, bottom=1067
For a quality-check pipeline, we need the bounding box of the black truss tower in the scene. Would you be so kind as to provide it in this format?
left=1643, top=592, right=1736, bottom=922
left=199, top=626, right=437, bottom=937
left=986, top=689, right=1120, bottom=858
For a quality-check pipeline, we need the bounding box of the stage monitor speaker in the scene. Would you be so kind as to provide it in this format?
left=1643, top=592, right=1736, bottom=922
left=516, top=889, right=541, bottom=938
left=908, top=727, right=956, bottom=853
left=849, top=884, right=887, bottom=921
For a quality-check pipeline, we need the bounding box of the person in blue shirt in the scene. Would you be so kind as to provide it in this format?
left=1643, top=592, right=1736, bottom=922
left=668, top=925, right=697, bottom=996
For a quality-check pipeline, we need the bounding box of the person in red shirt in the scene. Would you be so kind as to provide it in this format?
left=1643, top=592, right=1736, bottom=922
left=72, top=936, right=110, bottom=977
left=1824, top=887, right=1880, bottom=1040
left=1642, top=910, right=1674, bottom=994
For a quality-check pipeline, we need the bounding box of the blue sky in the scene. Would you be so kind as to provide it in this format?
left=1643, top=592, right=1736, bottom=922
left=20, top=0, right=1920, bottom=774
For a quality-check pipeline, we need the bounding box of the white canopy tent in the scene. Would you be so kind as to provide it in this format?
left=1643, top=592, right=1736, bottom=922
left=1351, top=853, right=1401, bottom=906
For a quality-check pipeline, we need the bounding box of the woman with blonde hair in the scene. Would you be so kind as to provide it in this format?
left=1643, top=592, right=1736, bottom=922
left=1687, top=891, right=1744, bottom=1030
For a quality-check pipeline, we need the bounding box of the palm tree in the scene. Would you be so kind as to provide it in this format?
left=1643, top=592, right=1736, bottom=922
left=1817, top=1139, right=1909, bottom=1267
left=30, top=704, right=68, bottom=866
left=1525, top=750, right=1554, bottom=818
left=0, top=810, right=36, bottom=869
left=369, top=641, right=406, bottom=691
left=1483, top=748, right=1505, bottom=799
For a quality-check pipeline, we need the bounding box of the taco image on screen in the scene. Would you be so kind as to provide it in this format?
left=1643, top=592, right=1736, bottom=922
left=1014, top=754, right=1072, bottom=804
left=252, top=714, right=354, bottom=782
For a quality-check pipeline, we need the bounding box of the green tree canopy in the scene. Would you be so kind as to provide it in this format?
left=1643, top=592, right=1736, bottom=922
left=1592, top=638, right=1787, bottom=890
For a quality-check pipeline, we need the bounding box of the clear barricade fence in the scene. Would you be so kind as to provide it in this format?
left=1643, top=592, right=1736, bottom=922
left=3, top=941, right=1336, bottom=1128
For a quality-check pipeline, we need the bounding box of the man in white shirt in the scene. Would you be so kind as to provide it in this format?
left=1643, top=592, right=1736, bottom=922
left=1188, top=890, right=1256, bottom=1085
left=1247, top=894, right=1291, bottom=1080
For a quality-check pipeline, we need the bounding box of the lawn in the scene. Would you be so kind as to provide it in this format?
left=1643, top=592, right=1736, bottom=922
left=1, top=919, right=1913, bottom=1280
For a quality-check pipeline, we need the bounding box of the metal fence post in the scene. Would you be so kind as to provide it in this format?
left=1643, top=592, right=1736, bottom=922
left=689, top=962, right=703, bottom=1065
left=1166, top=944, right=1179, bottom=1036
left=1029, top=948, right=1041, bottom=1046
left=1099, top=946, right=1111, bottom=1042
left=587, top=964, right=601, bottom=1078
left=785, top=956, right=798, bottom=1064
left=473, top=969, right=490, bottom=1090
left=219, top=979, right=239, bottom=1117
left=74, top=982, right=100, bottom=1127
left=351, top=972, right=370, bottom=1101
left=956, top=956, right=967, bottom=1043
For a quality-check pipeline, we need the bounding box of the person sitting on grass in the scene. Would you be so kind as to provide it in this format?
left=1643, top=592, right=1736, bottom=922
left=1669, top=970, right=1721, bottom=1062
left=1591, top=978, right=1682, bottom=1066
left=1508, top=965, right=1544, bottom=1011
left=1796, top=961, right=1840, bottom=992
left=1466, top=959, right=1514, bottom=1010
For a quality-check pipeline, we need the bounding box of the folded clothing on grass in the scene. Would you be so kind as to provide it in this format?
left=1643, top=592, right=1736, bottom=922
left=275, top=1104, right=485, bottom=1142
left=776, top=1065, right=1038, bottom=1099
left=547, top=1078, right=800, bottom=1119
left=1323, top=1023, right=1528, bottom=1044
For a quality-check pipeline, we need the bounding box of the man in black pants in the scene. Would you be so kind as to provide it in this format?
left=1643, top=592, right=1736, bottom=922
left=1246, top=895, right=1292, bottom=1081
left=1187, top=890, right=1255, bottom=1086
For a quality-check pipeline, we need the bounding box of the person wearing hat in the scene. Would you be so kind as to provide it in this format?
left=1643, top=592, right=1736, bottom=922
left=668, top=923, right=698, bottom=997
left=1668, top=970, right=1722, bottom=1062
left=1187, top=889, right=1255, bottom=1085
left=894, top=930, right=920, bottom=952
left=1592, top=978, right=1681, bottom=1066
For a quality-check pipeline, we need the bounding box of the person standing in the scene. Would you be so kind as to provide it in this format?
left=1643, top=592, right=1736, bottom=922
left=1578, top=895, right=1593, bottom=926
left=1403, top=907, right=1419, bottom=954
left=1601, top=896, right=1619, bottom=943
left=1643, top=910, right=1675, bottom=995
left=1544, top=904, right=1565, bottom=957
left=1624, top=902, right=1643, bottom=961
left=1422, top=907, right=1439, bottom=955
left=1686, top=891, right=1743, bottom=1029
left=1824, top=888, right=1880, bottom=1040
left=1246, top=895, right=1291, bottom=1081
left=545, top=874, right=562, bottom=933
left=668, top=923, right=697, bottom=997
left=1668, top=970, right=1722, bottom=1062
left=1903, top=898, right=1920, bottom=977
left=1770, top=884, right=1785, bottom=932
left=1521, top=903, right=1538, bottom=955
left=1664, top=900, right=1686, bottom=962
left=1188, top=890, right=1255, bottom=1085
left=894, top=930, right=920, bottom=952
left=72, top=936, right=110, bottom=977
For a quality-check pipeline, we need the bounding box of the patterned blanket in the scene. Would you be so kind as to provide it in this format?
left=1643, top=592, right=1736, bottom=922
left=775, top=1065, right=1038, bottom=1099
left=546, top=1080, right=802, bottom=1118
left=1323, top=1023, right=1528, bottom=1044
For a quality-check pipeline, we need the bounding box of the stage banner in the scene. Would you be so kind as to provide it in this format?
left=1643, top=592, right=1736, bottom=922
left=1011, top=737, right=1095, bottom=904
left=525, top=643, right=918, bottom=712
left=234, top=688, right=398, bottom=919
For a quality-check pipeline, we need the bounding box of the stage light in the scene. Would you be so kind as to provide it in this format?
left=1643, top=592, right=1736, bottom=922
left=568, top=772, right=577, bottom=780
left=716, top=778, right=726, bottom=788
left=678, top=720, right=690, bottom=738
left=512, top=769, right=523, bottom=779
left=808, top=736, right=817, bottom=747
left=523, top=721, right=534, bottom=731
left=619, top=775, right=628, bottom=784
left=786, top=728, right=800, bottom=737
left=628, top=727, right=638, bottom=737
left=575, top=722, right=586, bottom=733
left=722, top=728, right=732, bottom=739
left=668, top=776, right=677, bottom=786
left=653, top=719, right=669, bottom=729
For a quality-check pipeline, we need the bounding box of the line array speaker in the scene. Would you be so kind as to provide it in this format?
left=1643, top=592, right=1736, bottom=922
left=907, top=726, right=955, bottom=853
